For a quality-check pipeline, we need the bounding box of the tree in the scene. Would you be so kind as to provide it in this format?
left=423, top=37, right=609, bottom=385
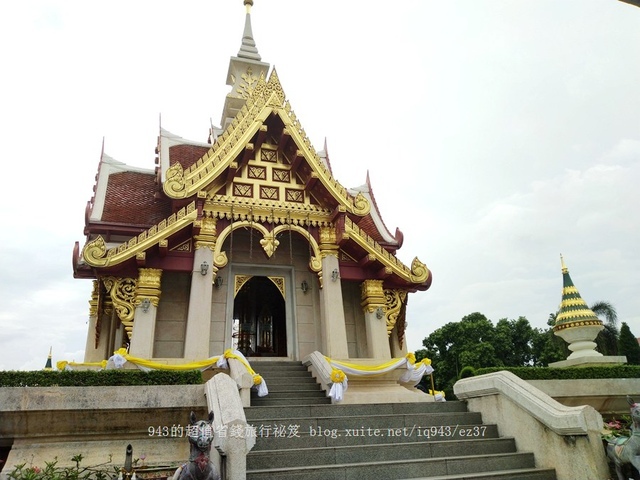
left=420, top=313, right=514, bottom=396
left=530, top=326, right=567, bottom=366
left=494, top=317, right=535, bottom=366
left=591, top=301, right=619, bottom=356
left=618, top=322, right=640, bottom=365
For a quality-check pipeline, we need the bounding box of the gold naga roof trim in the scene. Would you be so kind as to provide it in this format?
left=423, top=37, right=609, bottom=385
left=162, top=69, right=370, bottom=217
left=82, top=201, right=198, bottom=268
left=344, top=217, right=430, bottom=285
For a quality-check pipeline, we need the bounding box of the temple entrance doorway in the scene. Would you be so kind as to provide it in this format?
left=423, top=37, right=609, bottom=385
left=232, top=275, right=287, bottom=357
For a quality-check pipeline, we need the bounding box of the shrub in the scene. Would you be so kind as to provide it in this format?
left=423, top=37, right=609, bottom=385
left=474, top=365, right=640, bottom=380
left=0, top=369, right=203, bottom=387
left=459, top=366, right=476, bottom=379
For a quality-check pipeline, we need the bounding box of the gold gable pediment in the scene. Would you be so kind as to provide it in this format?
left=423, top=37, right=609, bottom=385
left=163, top=69, right=370, bottom=218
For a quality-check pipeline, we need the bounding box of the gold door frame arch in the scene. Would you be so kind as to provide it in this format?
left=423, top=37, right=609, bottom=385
left=212, top=221, right=323, bottom=283
left=234, top=275, right=285, bottom=300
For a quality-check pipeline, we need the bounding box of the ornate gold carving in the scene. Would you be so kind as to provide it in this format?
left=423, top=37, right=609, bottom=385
left=260, top=232, right=280, bottom=257
left=233, top=183, right=253, bottom=197
left=352, top=192, right=370, bottom=216
left=160, top=70, right=371, bottom=217
left=261, top=149, right=277, bottom=163
left=268, top=276, right=285, bottom=300
left=553, top=320, right=603, bottom=332
left=248, top=166, right=267, bottom=179
left=260, top=186, right=279, bottom=200
left=204, top=196, right=333, bottom=227
left=89, top=280, right=100, bottom=349
left=318, top=226, right=339, bottom=258
left=102, top=276, right=136, bottom=339
left=89, top=280, right=100, bottom=317
left=171, top=239, right=192, bottom=252
left=384, top=289, right=407, bottom=337
left=164, top=162, right=186, bottom=198
left=236, top=67, right=259, bottom=99
left=410, top=257, right=428, bottom=282
left=234, top=275, right=253, bottom=298
left=319, top=226, right=337, bottom=245
left=285, top=189, right=303, bottom=203
left=194, top=216, right=218, bottom=250
left=84, top=236, right=107, bottom=266
left=83, top=202, right=197, bottom=267
left=135, top=268, right=163, bottom=307
left=343, top=217, right=431, bottom=286
left=272, top=168, right=290, bottom=183
left=361, top=279, right=386, bottom=314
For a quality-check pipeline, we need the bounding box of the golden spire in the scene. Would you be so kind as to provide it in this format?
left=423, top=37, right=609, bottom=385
left=44, top=346, right=53, bottom=370
left=560, top=253, right=568, bottom=274
left=554, top=256, right=602, bottom=331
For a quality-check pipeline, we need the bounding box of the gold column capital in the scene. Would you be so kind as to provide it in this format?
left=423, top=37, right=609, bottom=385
left=361, top=279, right=386, bottom=314
left=319, top=226, right=339, bottom=258
left=194, top=217, right=218, bottom=250
left=135, top=268, right=163, bottom=307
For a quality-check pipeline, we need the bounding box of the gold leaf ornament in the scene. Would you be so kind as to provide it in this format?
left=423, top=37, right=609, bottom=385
left=83, top=236, right=108, bottom=267
left=164, top=162, right=186, bottom=198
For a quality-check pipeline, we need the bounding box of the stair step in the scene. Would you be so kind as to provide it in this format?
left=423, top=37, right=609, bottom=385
left=246, top=452, right=537, bottom=480
left=264, top=376, right=319, bottom=384
left=249, top=424, right=500, bottom=450
left=250, top=411, right=483, bottom=432
left=247, top=437, right=517, bottom=470
left=255, top=370, right=312, bottom=378
left=245, top=401, right=469, bottom=421
left=250, top=397, right=333, bottom=406
left=407, top=468, right=556, bottom=480
left=243, top=361, right=554, bottom=480
left=254, top=390, right=327, bottom=399
left=251, top=363, right=308, bottom=370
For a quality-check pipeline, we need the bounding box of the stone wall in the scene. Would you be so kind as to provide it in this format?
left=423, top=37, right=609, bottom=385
left=0, top=384, right=208, bottom=473
left=154, top=272, right=190, bottom=357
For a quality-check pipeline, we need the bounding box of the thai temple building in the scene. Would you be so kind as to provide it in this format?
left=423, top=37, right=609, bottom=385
left=72, top=0, right=432, bottom=371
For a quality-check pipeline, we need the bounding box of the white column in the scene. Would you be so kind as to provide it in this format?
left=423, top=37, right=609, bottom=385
left=361, top=279, right=391, bottom=360
left=389, top=326, right=408, bottom=357
left=129, top=268, right=162, bottom=358
left=184, top=247, right=214, bottom=360
left=318, top=227, right=349, bottom=359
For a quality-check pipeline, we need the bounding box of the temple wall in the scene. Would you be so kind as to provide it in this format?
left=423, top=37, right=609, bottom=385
left=208, top=230, right=321, bottom=360
left=343, top=280, right=368, bottom=358
left=153, top=272, right=190, bottom=357
left=209, top=281, right=227, bottom=355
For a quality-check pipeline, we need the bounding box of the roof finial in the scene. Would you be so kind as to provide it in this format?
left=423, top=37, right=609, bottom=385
left=238, top=0, right=261, bottom=61
left=560, top=253, right=568, bottom=274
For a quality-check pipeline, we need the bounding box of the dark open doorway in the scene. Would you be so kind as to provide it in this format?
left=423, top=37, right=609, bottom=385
left=232, top=276, right=287, bottom=357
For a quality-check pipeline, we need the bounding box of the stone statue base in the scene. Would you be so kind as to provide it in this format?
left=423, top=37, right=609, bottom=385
left=549, top=356, right=627, bottom=368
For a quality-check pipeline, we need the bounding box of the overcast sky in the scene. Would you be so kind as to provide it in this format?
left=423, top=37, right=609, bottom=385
left=1, top=1, right=639, bottom=370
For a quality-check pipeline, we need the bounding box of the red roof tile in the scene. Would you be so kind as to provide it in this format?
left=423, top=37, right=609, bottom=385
left=101, top=171, right=172, bottom=225
left=170, top=144, right=211, bottom=170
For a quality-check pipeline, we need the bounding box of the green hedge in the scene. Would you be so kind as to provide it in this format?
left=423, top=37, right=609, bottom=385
left=0, top=369, right=203, bottom=387
left=474, top=365, right=640, bottom=380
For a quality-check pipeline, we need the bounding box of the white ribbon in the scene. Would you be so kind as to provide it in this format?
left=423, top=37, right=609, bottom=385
left=326, top=357, right=433, bottom=402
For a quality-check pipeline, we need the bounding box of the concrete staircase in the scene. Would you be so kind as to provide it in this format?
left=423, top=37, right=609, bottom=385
left=245, top=361, right=556, bottom=480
